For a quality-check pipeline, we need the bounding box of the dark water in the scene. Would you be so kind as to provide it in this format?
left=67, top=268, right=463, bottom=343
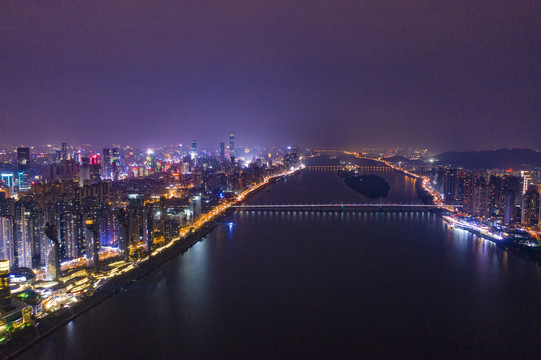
left=18, top=157, right=541, bottom=359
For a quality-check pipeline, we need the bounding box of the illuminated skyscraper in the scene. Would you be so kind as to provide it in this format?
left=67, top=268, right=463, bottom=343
left=14, top=203, right=33, bottom=268
left=521, top=186, right=539, bottom=227
left=0, top=260, right=10, bottom=306
left=220, top=142, right=225, bottom=162
left=79, top=157, right=90, bottom=186
left=190, top=195, right=202, bottom=219
left=61, top=142, right=68, bottom=161
left=0, top=217, right=14, bottom=267
left=17, top=147, right=30, bottom=171
left=102, top=148, right=112, bottom=180
left=229, top=132, right=235, bottom=158
left=17, top=147, right=30, bottom=192
left=85, top=219, right=100, bottom=273
left=112, top=148, right=121, bottom=181
left=522, top=172, right=532, bottom=195
left=1, top=173, right=14, bottom=195
left=463, top=173, right=491, bottom=218
left=89, top=155, right=101, bottom=184
left=504, top=190, right=516, bottom=224
left=45, top=222, right=60, bottom=281
left=191, top=140, right=197, bottom=156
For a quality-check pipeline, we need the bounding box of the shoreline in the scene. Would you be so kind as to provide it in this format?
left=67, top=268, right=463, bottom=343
left=1, top=167, right=298, bottom=359
left=1, top=208, right=236, bottom=360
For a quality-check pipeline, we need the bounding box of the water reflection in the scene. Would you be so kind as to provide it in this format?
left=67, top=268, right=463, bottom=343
left=17, top=161, right=541, bottom=360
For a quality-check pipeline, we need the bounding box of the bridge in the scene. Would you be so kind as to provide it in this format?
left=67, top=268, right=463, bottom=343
left=232, top=203, right=458, bottom=212
left=305, top=165, right=390, bottom=171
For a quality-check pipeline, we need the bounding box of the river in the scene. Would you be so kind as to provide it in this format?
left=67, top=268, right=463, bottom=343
left=18, top=156, right=541, bottom=359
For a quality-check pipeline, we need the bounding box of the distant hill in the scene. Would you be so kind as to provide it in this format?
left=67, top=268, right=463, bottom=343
left=434, top=148, right=541, bottom=169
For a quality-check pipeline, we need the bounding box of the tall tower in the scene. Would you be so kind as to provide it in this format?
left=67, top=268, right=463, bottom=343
left=0, top=217, right=14, bottom=269
left=102, top=148, right=111, bottom=179
left=17, top=147, right=30, bottom=192
left=229, top=132, right=235, bottom=158
left=45, top=222, right=60, bottom=281
left=85, top=218, right=100, bottom=273
left=61, top=142, right=68, bottom=161
left=191, top=140, right=197, bottom=157
left=112, top=148, right=121, bottom=181
left=220, top=142, right=225, bottom=162
left=0, top=260, right=10, bottom=307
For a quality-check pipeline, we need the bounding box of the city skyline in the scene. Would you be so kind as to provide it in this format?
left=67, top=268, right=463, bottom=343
left=2, top=1, right=540, bottom=151
left=2, top=2, right=541, bottom=358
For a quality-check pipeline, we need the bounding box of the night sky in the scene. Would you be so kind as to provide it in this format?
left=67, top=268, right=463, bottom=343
left=1, top=1, right=540, bottom=151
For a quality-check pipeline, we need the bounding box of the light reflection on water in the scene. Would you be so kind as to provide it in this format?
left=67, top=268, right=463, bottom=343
left=17, top=157, right=541, bottom=360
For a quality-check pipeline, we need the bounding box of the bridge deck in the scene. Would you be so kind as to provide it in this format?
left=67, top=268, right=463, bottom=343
left=232, top=203, right=454, bottom=212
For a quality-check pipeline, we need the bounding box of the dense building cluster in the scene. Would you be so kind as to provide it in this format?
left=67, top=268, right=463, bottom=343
left=0, top=135, right=300, bottom=336
left=434, top=168, right=540, bottom=228
left=0, top=136, right=299, bottom=278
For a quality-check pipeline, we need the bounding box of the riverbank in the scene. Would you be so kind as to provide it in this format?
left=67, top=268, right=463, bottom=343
left=1, top=166, right=305, bottom=359
left=1, top=207, right=236, bottom=359
left=0, top=169, right=299, bottom=359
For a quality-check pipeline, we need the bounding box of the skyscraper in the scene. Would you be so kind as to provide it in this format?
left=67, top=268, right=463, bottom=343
left=14, top=203, right=33, bottom=268
left=522, top=171, right=532, bottom=195
left=442, top=169, right=459, bottom=203
left=229, top=132, right=235, bottom=158
left=504, top=190, right=516, bottom=224
left=0, top=260, right=10, bottom=306
left=102, top=148, right=112, bottom=180
left=61, top=142, right=68, bottom=161
left=89, top=155, right=101, bottom=184
left=17, top=147, right=31, bottom=192
left=17, top=147, right=30, bottom=171
left=85, top=218, right=100, bottom=273
left=112, top=148, right=121, bottom=181
left=220, top=142, right=225, bottom=162
left=463, top=173, right=491, bottom=218
left=0, top=217, right=14, bottom=267
left=521, top=186, right=539, bottom=227
left=45, top=222, right=60, bottom=281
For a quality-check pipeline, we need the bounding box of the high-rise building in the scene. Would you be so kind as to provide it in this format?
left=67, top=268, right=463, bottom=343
left=17, top=147, right=30, bottom=172
left=102, top=148, right=112, bottom=180
left=85, top=219, right=100, bottom=273
left=89, top=155, right=101, bottom=184
left=539, top=185, right=541, bottom=229
left=229, top=132, right=235, bottom=158
left=504, top=190, right=516, bottom=224
left=522, top=171, right=532, bottom=195
left=14, top=203, right=33, bottom=268
left=190, top=195, right=202, bottom=219
left=45, top=222, right=60, bottom=281
left=80, top=157, right=91, bottom=186
left=112, top=148, right=121, bottom=181
left=1, top=174, right=14, bottom=195
left=463, top=173, right=491, bottom=218
left=220, top=142, right=226, bottom=162
left=0, top=217, right=14, bottom=267
left=53, top=201, right=79, bottom=261
left=521, top=185, right=539, bottom=227
left=99, top=206, right=119, bottom=247
left=61, top=142, right=68, bottom=161
left=442, top=169, right=460, bottom=203
left=17, top=147, right=30, bottom=192
left=0, top=260, right=11, bottom=306
left=191, top=140, right=197, bottom=155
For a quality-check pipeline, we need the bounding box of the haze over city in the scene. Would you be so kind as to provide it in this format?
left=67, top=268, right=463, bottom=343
left=2, top=0, right=540, bottom=150
left=2, top=2, right=541, bottom=359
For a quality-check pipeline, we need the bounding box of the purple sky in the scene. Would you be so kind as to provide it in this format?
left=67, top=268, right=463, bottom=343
left=1, top=1, right=540, bottom=151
